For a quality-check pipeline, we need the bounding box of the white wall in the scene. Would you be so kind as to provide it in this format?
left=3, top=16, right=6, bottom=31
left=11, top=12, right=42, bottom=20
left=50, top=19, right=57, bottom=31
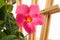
left=12, top=0, right=60, bottom=39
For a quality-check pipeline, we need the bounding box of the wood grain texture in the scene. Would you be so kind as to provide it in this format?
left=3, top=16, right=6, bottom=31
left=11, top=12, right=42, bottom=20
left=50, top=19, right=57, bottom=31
left=40, top=0, right=54, bottom=40
left=40, top=5, right=60, bottom=15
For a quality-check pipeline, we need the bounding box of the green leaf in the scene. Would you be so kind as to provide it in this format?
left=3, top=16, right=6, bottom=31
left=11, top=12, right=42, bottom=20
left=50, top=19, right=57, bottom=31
left=0, top=21, right=4, bottom=25
left=15, top=31, right=24, bottom=40
left=5, top=14, right=11, bottom=29
left=0, top=4, right=13, bottom=21
left=3, top=29, right=11, bottom=35
left=4, top=12, right=18, bottom=35
left=0, top=3, right=24, bottom=40
left=0, top=5, right=6, bottom=20
left=0, top=32, right=6, bottom=40
left=7, top=5, right=13, bottom=13
left=0, top=26, right=3, bottom=31
left=0, top=21, right=4, bottom=30
left=9, top=21, right=18, bottom=35
left=7, top=0, right=10, bottom=2
left=9, top=13, right=15, bottom=21
left=0, top=0, right=4, bottom=8
left=1, top=35, right=17, bottom=40
left=0, top=12, right=5, bottom=20
left=7, top=13, right=18, bottom=35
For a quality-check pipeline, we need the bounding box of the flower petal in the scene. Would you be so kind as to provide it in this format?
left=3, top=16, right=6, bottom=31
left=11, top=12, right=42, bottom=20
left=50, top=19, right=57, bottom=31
left=29, top=5, right=40, bottom=17
left=22, top=22, right=36, bottom=34
left=32, top=15, right=45, bottom=26
left=16, top=14, right=25, bottom=28
left=16, top=4, right=29, bottom=14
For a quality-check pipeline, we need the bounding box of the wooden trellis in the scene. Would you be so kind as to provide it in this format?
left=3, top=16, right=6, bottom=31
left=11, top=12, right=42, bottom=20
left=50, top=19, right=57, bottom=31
left=8, top=0, right=60, bottom=40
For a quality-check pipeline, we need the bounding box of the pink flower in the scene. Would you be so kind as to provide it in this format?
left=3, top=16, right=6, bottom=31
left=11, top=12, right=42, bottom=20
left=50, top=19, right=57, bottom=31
left=16, top=4, right=45, bottom=34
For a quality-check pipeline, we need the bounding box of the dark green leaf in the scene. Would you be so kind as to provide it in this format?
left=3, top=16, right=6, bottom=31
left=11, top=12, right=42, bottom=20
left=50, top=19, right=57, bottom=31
left=7, top=4, right=13, bottom=13
left=0, top=3, right=24, bottom=40
left=0, top=32, right=6, bottom=40
left=0, top=21, right=4, bottom=25
left=15, top=31, right=24, bottom=40
left=0, top=21, right=4, bottom=30
left=1, top=35, right=17, bottom=40
left=9, top=21, right=18, bottom=35
left=9, top=13, right=15, bottom=21
left=3, top=29, right=11, bottom=35
left=0, top=4, right=13, bottom=21
left=5, top=14, right=10, bottom=29
left=0, top=5, right=6, bottom=20
left=0, top=26, right=3, bottom=31
left=7, top=0, right=10, bottom=2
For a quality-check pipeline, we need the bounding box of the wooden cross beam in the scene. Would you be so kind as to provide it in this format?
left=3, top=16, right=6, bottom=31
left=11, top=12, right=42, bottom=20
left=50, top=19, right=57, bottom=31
left=40, top=5, right=60, bottom=15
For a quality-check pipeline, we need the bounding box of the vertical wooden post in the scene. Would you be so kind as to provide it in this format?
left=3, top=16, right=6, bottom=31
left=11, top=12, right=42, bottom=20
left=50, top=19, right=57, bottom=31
left=40, top=0, right=54, bottom=40
left=32, top=0, right=38, bottom=40
left=32, top=0, right=38, bottom=5
left=28, top=34, right=33, bottom=40
left=16, top=0, right=23, bottom=32
left=28, top=0, right=38, bottom=40
left=16, top=0, right=22, bottom=5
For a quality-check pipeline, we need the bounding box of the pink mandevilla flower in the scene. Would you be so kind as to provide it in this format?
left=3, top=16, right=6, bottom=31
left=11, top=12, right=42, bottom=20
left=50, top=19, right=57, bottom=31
left=16, top=4, right=45, bottom=34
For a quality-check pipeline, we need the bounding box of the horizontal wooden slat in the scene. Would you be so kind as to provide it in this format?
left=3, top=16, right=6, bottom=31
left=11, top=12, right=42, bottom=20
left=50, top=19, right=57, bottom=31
left=40, top=5, right=60, bottom=15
